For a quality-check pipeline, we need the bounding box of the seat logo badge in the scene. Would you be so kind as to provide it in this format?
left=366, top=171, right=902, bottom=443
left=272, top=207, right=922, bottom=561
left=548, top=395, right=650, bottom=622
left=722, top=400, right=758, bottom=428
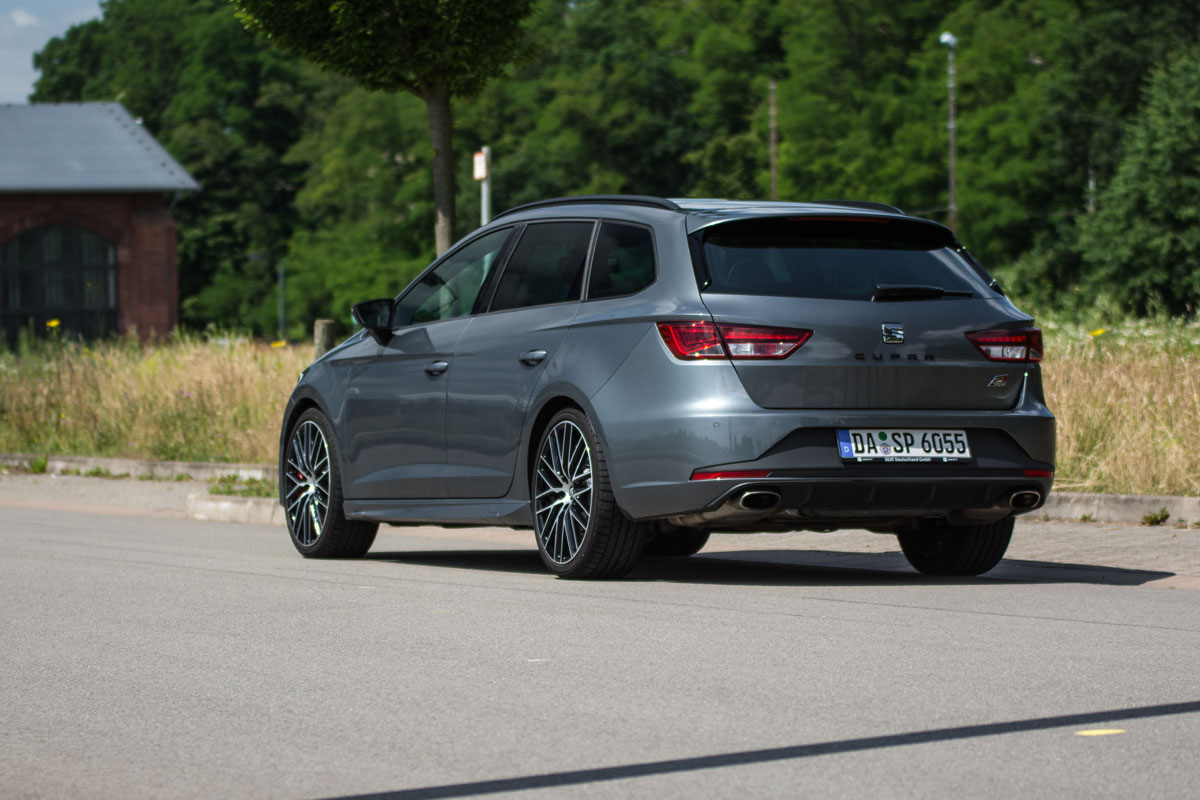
left=987, top=374, right=1009, bottom=388
left=882, top=323, right=904, bottom=344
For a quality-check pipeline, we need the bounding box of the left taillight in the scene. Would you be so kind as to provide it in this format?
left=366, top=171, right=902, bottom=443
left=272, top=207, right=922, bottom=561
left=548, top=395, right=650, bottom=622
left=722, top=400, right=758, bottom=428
left=965, top=327, right=1043, bottom=363
left=657, top=321, right=812, bottom=360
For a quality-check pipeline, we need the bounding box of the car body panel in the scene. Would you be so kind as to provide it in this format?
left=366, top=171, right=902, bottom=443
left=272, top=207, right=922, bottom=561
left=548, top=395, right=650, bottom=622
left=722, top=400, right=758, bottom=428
left=700, top=293, right=1031, bottom=410
left=337, top=316, right=471, bottom=500
left=445, top=302, right=579, bottom=498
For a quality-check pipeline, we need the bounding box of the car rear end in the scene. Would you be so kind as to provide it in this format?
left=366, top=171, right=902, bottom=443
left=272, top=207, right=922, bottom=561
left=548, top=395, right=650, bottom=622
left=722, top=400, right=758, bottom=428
left=591, top=203, right=1054, bottom=534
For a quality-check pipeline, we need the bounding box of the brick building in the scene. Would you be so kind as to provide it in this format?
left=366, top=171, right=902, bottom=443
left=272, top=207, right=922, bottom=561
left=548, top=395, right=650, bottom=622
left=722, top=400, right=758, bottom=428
left=0, top=103, right=198, bottom=345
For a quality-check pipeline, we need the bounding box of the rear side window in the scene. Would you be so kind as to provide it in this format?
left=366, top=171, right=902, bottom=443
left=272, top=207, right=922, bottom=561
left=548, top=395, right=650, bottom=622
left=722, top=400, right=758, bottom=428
left=700, top=217, right=988, bottom=300
left=489, top=221, right=594, bottom=312
left=587, top=223, right=656, bottom=300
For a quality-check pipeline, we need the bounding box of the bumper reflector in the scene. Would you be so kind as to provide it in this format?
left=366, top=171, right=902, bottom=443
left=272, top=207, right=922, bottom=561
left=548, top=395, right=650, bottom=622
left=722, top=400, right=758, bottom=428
left=1024, top=469, right=1054, bottom=478
left=690, top=469, right=773, bottom=481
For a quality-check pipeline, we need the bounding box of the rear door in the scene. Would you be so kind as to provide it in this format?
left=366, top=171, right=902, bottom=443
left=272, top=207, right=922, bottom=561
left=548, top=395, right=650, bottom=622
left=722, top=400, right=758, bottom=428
left=444, top=220, right=594, bottom=498
left=695, top=216, right=1030, bottom=410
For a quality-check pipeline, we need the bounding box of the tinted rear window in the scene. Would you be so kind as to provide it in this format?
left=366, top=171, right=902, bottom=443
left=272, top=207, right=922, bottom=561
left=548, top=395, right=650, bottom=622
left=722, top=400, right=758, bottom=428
left=699, top=217, right=988, bottom=300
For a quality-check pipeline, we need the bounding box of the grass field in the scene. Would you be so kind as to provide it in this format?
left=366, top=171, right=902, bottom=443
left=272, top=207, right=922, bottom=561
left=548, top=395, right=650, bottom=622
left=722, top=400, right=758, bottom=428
left=2, top=319, right=1198, bottom=496
left=0, top=332, right=307, bottom=464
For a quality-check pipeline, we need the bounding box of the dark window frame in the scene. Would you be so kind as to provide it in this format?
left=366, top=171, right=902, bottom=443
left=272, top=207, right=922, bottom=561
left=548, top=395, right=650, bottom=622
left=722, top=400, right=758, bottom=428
left=1, top=224, right=118, bottom=344
left=481, top=219, right=599, bottom=314
left=390, top=226, right=517, bottom=329
left=582, top=219, right=659, bottom=302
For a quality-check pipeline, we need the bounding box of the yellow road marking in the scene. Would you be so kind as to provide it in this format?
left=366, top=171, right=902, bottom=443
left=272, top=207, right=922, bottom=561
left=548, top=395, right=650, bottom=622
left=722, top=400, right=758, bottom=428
left=1075, top=729, right=1126, bottom=737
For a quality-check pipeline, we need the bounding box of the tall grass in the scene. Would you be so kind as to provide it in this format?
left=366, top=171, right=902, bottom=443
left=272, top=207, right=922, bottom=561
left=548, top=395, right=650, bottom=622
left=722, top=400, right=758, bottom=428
left=2, top=318, right=1199, bottom=495
left=0, top=332, right=307, bottom=463
left=1042, top=318, right=1200, bottom=496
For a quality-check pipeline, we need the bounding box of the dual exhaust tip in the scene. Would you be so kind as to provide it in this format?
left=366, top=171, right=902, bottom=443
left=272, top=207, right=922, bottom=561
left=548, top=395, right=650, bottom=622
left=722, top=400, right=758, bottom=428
left=732, top=487, right=1043, bottom=514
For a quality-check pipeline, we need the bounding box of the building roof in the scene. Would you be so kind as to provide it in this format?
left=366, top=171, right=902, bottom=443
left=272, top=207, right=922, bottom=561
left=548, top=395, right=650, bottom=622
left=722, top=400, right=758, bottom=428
left=0, top=102, right=199, bottom=193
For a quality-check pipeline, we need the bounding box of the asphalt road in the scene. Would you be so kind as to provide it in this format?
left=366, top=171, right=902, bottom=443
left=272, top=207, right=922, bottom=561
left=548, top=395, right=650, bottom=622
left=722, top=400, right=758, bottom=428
left=2, top=505, right=1199, bottom=799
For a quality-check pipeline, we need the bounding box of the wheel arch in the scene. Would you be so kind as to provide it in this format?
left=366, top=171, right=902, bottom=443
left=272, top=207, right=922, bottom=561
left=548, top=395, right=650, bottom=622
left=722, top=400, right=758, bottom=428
left=279, top=391, right=332, bottom=505
left=524, top=395, right=583, bottom=494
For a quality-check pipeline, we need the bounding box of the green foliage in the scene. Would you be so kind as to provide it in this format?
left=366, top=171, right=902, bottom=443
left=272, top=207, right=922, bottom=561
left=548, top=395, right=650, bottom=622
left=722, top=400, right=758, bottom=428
left=1142, top=507, right=1171, bottom=527
left=28, top=0, right=1200, bottom=327
left=232, top=0, right=535, bottom=98
left=1078, top=49, right=1200, bottom=315
left=209, top=474, right=277, bottom=497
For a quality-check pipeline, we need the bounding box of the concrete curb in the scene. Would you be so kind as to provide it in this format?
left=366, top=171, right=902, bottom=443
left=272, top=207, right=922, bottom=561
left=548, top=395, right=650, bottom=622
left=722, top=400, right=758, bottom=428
left=0, top=453, right=271, bottom=482
left=1040, top=492, right=1200, bottom=526
left=186, top=493, right=283, bottom=526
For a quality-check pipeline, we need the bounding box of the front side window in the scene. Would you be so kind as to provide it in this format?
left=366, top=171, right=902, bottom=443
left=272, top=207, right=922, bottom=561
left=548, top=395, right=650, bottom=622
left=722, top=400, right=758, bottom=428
left=700, top=217, right=991, bottom=301
left=587, top=223, right=656, bottom=299
left=394, top=227, right=511, bottom=327
left=488, top=221, right=594, bottom=312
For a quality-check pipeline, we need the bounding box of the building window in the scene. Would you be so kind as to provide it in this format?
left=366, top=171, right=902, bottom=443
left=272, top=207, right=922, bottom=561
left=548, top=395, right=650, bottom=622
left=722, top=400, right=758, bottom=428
left=2, top=225, right=117, bottom=344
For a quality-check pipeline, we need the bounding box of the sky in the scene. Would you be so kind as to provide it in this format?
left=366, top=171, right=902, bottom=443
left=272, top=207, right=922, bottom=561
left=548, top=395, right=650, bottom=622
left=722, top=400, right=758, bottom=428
left=1, top=2, right=102, bottom=104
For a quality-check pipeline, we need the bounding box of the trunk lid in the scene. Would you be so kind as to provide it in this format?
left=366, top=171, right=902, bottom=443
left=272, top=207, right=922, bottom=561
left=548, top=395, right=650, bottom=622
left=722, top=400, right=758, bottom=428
left=693, top=215, right=1033, bottom=411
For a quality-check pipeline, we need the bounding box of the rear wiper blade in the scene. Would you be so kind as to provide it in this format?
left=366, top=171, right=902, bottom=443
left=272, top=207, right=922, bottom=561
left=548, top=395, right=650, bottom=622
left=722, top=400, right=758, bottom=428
left=872, top=284, right=974, bottom=301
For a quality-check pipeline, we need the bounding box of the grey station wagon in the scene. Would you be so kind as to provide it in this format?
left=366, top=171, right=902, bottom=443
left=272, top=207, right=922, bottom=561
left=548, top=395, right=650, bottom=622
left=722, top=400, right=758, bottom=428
left=279, top=196, right=1055, bottom=579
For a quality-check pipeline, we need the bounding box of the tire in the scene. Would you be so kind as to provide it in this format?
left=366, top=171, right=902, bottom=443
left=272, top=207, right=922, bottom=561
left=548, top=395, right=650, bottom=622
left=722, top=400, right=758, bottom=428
left=531, top=408, right=647, bottom=578
left=644, top=525, right=710, bottom=557
left=897, top=517, right=1014, bottom=576
left=282, top=408, right=378, bottom=558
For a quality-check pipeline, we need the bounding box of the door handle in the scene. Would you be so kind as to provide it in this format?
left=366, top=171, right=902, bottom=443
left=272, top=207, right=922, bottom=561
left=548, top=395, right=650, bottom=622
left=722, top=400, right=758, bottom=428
left=519, top=349, right=548, bottom=366
left=424, top=360, right=449, bottom=376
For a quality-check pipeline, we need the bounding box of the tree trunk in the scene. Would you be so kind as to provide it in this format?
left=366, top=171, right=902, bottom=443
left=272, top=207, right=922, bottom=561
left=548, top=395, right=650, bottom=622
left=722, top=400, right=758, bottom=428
left=423, top=81, right=455, bottom=256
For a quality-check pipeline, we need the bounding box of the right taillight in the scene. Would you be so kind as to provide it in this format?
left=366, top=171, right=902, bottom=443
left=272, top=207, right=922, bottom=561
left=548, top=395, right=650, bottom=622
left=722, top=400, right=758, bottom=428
left=965, top=327, right=1043, bottom=362
left=657, top=321, right=812, bottom=360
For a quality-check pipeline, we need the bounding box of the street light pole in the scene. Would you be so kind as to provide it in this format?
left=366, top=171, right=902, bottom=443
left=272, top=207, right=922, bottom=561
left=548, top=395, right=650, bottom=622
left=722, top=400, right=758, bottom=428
left=940, top=31, right=958, bottom=234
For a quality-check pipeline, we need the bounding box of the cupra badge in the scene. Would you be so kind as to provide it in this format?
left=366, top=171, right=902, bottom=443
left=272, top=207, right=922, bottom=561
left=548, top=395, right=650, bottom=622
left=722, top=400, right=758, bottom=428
left=882, top=322, right=904, bottom=344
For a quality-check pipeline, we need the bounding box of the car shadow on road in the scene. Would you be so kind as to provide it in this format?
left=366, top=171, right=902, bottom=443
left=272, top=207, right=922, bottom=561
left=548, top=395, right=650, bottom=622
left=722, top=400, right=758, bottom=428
left=364, top=548, right=1175, bottom=587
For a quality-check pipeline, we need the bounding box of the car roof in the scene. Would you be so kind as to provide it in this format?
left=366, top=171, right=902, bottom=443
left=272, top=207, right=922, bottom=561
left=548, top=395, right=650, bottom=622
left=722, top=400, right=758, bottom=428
left=489, top=195, right=928, bottom=235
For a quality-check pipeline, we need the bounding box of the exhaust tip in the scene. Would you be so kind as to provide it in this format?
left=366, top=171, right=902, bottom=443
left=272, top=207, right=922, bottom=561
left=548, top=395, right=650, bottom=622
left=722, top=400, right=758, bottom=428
left=737, top=489, right=780, bottom=512
left=1010, top=490, right=1042, bottom=510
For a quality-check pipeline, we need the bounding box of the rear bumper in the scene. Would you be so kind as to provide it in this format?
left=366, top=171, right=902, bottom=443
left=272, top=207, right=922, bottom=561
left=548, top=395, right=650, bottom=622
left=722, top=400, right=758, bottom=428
left=620, top=473, right=1052, bottom=530
left=588, top=329, right=1055, bottom=524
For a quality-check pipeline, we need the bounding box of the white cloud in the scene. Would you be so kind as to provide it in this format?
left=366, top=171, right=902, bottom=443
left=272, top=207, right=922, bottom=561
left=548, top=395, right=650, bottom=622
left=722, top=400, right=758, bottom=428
left=0, top=3, right=101, bottom=104
left=9, top=9, right=37, bottom=28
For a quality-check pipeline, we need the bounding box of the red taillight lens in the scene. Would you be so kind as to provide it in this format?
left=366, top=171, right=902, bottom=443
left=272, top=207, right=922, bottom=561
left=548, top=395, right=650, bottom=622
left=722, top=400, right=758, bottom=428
left=657, top=321, right=726, bottom=359
left=690, top=469, right=773, bottom=480
left=965, top=327, right=1043, bottom=363
left=657, top=322, right=812, bottom=360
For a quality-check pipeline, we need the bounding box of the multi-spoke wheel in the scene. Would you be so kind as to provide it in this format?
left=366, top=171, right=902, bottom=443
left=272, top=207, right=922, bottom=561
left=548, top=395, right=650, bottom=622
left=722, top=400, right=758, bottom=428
left=282, top=408, right=377, bottom=558
left=532, top=408, right=646, bottom=578
left=534, top=418, right=594, bottom=565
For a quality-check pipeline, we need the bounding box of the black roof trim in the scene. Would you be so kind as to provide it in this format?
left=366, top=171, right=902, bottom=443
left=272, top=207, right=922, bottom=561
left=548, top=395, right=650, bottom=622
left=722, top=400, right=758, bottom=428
left=493, top=195, right=682, bottom=220
left=813, top=200, right=905, bottom=215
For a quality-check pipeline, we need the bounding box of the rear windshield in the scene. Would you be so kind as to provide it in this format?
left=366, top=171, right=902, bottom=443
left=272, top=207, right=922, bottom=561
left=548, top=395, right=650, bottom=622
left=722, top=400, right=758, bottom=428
left=698, top=217, right=990, bottom=301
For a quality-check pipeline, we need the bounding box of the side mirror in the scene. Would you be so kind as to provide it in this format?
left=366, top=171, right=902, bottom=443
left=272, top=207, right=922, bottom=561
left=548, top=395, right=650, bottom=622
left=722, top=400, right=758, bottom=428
left=351, top=298, right=394, bottom=345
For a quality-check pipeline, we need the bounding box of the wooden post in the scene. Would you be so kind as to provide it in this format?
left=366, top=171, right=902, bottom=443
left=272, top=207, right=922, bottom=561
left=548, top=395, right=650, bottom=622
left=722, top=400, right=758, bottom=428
left=314, top=319, right=336, bottom=360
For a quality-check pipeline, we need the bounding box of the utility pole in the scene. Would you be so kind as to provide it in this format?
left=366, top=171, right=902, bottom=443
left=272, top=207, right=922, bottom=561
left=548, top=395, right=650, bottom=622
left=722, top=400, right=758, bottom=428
left=940, top=31, right=958, bottom=234
left=276, top=260, right=286, bottom=340
left=768, top=79, right=778, bottom=201
left=474, top=146, right=491, bottom=225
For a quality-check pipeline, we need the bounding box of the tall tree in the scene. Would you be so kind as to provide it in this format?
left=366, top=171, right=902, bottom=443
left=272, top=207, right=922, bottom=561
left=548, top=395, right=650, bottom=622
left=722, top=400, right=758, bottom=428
left=233, top=0, right=535, bottom=254
left=1078, top=48, right=1200, bottom=314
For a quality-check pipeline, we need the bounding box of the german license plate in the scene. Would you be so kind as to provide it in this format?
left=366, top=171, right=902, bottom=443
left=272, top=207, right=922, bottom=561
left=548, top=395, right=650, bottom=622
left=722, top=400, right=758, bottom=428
left=836, top=429, right=971, bottom=462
